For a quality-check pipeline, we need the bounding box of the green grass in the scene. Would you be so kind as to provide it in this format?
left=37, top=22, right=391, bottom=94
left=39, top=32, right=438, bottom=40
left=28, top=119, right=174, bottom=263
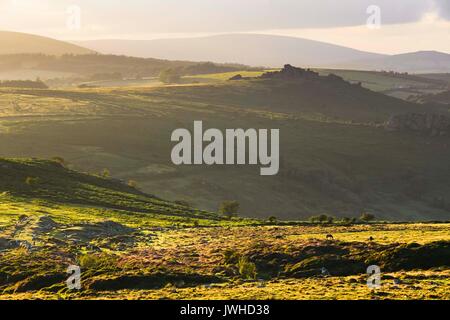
left=0, top=158, right=448, bottom=300
left=0, top=77, right=449, bottom=220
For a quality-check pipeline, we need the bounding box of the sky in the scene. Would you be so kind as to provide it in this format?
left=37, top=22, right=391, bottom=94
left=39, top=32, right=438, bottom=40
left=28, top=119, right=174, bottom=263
left=0, top=0, right=449, bottom=54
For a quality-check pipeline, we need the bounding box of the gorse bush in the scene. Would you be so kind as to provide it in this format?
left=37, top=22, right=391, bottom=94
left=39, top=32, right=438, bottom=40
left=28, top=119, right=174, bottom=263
left=237, top=257, right=257, bottom=280
left=223, top=249, right=240, bottom=265
left=267, top=216, right=278, bottom=224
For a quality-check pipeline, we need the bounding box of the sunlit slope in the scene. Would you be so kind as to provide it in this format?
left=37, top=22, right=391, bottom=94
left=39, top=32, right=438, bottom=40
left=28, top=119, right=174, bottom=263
left=0, top=31, right=94, bottom=55
left=0, top=78, right=449, bottom=220
left=0, top=158, right=219, bottom=228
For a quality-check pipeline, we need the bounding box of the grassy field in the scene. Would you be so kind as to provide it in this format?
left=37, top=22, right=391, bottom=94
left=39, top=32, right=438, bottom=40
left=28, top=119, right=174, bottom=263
left=0, top=163, right=448, bottom=301
left=0, top=75, right=449, bottom=220
left=0, top=71, right=449, bottom=299
left=181, top=68, right=448, bottom=100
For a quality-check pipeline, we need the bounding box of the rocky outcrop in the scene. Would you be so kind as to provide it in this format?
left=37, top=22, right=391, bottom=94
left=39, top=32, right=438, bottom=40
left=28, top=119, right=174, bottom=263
left=385, top=113, right=450, bottom=136
left=261, top=64, right=319, bottom=80
left=229, top=74, right=244, bottom=81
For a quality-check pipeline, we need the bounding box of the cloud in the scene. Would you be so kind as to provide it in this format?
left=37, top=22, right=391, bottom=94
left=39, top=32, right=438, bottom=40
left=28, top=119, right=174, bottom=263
left=0, top=0, right=447, bottom=38
left=433, top=0, right=450, bottom=20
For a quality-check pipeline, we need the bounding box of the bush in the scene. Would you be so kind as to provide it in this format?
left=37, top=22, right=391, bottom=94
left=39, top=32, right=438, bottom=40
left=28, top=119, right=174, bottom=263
left=237, top=257, right=257, bottom=280
left=101, top=169, right=110, bottom=178
left=267, top=216, right=278, bottom=224
left=341, top=217, right=352, bottom=223
left=219, top=200, right=240, bottom=219
left=127, top=180, right=138, bottom=188
left=309, top=214, right=331, bottom=223
left=360, top=212, right=376, bottom=222
left=223, top=249, right=240, bottom=265
left=25, top=176, right=40, bottom=186
left=159, top=68, right=181, bottom=84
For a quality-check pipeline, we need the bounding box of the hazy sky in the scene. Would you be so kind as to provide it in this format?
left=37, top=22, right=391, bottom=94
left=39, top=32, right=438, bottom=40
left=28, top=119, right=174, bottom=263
left=0, top=0, right=449, bottom=54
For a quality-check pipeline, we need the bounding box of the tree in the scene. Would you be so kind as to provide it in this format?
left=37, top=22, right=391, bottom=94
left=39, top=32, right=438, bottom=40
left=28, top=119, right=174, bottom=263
left=219, top=200, right=240, bottom=219
left=267, top=216, right=278, bottom=224
left=360, top=212, right=376, bottom=222
left=309, top=214, right=330, bottom=223
left=101, top=168, right=110, bottom=178
left=159, top=68, right=181, bottom=84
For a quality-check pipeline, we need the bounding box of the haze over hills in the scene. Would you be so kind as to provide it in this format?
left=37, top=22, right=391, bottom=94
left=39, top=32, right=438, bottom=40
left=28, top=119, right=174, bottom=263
left=0, top=31, right=94, bottom=56
left=336, top=51, right=450, bottom=74
left=76, top=33, right=386, bottom=68
left=77, top=33, right=450, bottom=73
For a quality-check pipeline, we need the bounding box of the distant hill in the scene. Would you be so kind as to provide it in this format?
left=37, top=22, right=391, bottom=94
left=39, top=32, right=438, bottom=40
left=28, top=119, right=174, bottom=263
left=0, top=31, right=94, bottom=56
left=78, top=34, right=450, bottom=73
left=76, top=33, right=385, bottom=68
left=336, top=51, right=450, bottom=74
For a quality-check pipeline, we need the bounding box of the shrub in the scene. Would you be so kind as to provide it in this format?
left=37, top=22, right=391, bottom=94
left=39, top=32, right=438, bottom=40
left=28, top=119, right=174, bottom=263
left=219, top=200, right=240, bottom=219
left=267, top=216, right=278, bottom=224
left=360, top=212, right=376, bottom=222
left=237, top=257, right=257, bottom=280
left=159, top=68, right=181, bottom=84
left=25, top=176, right=40, bottom=186
left=127, top=180, right=138, bottom=188
left=101, top=169, right=110, bottom=178
left=309, top=214, right=331, bottom=223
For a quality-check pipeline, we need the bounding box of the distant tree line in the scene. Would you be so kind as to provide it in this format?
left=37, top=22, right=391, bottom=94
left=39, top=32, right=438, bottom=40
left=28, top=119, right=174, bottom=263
left=0, top=53, right=258, bottom=79
left=0, top=79, right=48, bottom=89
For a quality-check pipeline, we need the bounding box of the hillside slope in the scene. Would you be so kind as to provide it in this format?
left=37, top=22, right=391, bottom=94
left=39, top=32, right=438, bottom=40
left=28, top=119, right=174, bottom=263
left=1, top=67, right=450, bottom=220
left=77, top=33, right=385, bottom=67
left=336, top=51, right=450, bottom=74
left=0, top=158, right=219, bottom=228
left=0, top=31, right=94, bottom=56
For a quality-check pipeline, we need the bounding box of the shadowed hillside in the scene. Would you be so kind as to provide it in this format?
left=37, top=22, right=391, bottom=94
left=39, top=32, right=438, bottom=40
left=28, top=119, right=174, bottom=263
left=1, top=65, right=450, bottom=220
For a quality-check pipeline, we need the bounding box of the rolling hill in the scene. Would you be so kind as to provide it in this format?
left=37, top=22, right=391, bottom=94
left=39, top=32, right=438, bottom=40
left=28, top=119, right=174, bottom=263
left=1, top=159, right=448, bottom=300
left=1, top=66, right=450, bottom=220
left=76, top=33, right=385, bottom=67
left=0, top=31, right=94, bottom=56
left=77, top=33, right=450, bottom=73
left=336, top=51, right=450, bottom=74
